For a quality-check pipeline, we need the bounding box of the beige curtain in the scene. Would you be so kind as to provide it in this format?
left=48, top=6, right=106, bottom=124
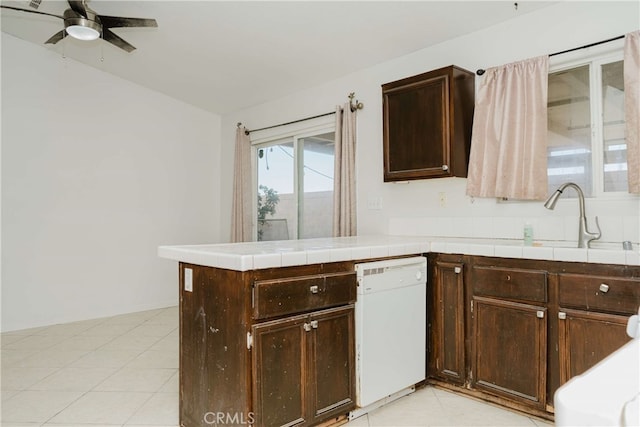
left=466, top=56, right=549, bottom=200
left=230, top=125, right=253, bottom=242
left=625, top=30, right=640, bottom=194
left=333, top=104, right=357, bottom=237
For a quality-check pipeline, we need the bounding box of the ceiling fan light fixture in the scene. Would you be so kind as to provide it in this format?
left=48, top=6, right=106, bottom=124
left=65, top=17, right=102, bottom=41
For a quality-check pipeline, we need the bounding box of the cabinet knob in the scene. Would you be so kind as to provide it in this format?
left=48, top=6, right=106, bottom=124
left=310, top=320, right=319, bottom=329
left=303, top=323, right=312, bottom=332
left=536, top=310, right=545, bottom=319
left=442, top=165, right=449, bottom=171
left=599, top=283, right=609, bottom=293
left=310, top=285, right=319, bottom=294
left=559, top=312, right=566, bottom=320
left=454, top=267, right=462, bottom=274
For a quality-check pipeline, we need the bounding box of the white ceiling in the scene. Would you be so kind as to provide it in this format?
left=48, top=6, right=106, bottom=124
left=1, top=1, right=556, bottom=115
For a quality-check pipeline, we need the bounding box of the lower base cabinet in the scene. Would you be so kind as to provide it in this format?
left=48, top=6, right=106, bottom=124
left=557, top=308, right=631, bottom=384
left=179, top=262, right=357, bottom=427
left=428, top=256, right=466, bottom=385
left=472, top=297, right=547, bottom=409
left=427, top=255, right=640, bottom=420
left=252, top=305, right=355, bottom=427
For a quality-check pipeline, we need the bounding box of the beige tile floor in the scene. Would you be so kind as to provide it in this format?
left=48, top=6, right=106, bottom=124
left=1, top=306, right=554, bottom=427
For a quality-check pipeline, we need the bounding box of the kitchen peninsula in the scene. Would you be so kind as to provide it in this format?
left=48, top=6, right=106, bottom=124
left=159, top=235, right=640, bottom=426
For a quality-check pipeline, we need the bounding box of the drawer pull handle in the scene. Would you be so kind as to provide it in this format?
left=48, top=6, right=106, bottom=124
left=506, top=274, right=511, bottom=281
left=310, top=320, right=319, bottom=329
left=303, top=323, right=312, bottom=332
left=310, top=285, right=319, bottom=294
left=599, top=284, right=610, bottom=293
left=537, top=311, right=545, bottom=319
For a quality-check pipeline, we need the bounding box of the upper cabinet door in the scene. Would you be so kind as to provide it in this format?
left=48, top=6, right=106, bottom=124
left=382, top=65, right=475, bottom=182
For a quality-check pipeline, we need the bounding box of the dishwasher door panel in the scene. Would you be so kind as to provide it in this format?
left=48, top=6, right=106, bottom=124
left=356, top=282, right=426, bottom=407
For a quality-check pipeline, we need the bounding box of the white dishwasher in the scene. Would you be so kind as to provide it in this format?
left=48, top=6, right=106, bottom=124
left=353, top=256, right=427, bottom=414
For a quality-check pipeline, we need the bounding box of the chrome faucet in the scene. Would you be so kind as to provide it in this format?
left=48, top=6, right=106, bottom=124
left=544, top=182, right=601, bottom=248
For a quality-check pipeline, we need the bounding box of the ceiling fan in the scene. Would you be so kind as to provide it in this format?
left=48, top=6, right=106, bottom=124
left=0, top=0, right=158, bottom=52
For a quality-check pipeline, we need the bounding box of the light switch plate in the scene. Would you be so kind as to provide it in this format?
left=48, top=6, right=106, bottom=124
left=184, top=268, right=193, bottom=292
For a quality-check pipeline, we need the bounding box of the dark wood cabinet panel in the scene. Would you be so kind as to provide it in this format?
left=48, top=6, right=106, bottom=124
left=428, top=256, right=466, bottom=385
left=472, top=297, right=547, bottom=409
left=309, top=306, right=356, bottom=421
left=558, top=273, right=640, bottom=315
left=179, top=261, right=358, bottom=427
left=557, top=308, right=631, bottom=384
left=252, top=305, right=355, bottom=427
left=252, top=314, right=308, bottom=427
left=472, top=266, right=547, bottom=304
left=382, top=65, right=475, bottom=181
left=253, top=272, right=356, bottom=320
left=179, top=265, right=251, bottom=427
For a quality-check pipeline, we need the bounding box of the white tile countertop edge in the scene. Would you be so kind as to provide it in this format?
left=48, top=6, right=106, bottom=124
left=158, top=235, right=639, bottom=271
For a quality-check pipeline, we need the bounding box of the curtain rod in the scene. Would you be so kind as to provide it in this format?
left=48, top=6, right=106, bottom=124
left=240, top=92, right=364, bottom=135
left=475, top=34, right=625, bottom=76
left=242, top=111, right=336, bottom=135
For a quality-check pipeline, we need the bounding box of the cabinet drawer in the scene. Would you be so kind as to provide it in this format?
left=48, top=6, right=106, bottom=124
left=253, top=272, right=356, bottom=319
left=558, top=274, right=640, bottom=315
left=472, top=266, right=547, bottom=303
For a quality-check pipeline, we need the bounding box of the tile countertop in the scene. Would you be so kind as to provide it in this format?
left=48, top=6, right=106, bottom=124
left=158, top=235, right=640, bottom=271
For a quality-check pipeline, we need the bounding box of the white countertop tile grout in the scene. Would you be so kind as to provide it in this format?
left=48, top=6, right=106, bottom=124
left=158, top=235, right=637, bottom=271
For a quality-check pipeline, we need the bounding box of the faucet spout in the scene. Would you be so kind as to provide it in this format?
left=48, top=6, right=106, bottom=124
left=544, top=182, right=602, bottom=248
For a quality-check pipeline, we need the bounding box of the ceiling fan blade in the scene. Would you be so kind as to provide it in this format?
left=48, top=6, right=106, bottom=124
left=67, top=0, right=87, bottom=17
left=0, top=5, right=63, bottom=19
left=98, top=15, right=157, bottom=29
left=45, top=29, right=66, bottom=45
left=103, top=28, right=136, bottom=53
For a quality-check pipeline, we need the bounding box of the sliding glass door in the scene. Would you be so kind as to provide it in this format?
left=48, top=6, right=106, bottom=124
left=256, top=130, right=335, bottom=241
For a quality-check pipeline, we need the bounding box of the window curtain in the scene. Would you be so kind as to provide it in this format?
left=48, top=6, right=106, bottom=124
left=230, top=125, right=253, bottom=242
left=333, top=104, right=357, bottom=237
left=466, top=56, right=549, bottom=200
left=625, top=30, right=640, bottom=194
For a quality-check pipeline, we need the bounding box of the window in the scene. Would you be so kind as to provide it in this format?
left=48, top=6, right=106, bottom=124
left=547, top=51, right=626, bottom=197
left=255, top=129, right=335, bottom=241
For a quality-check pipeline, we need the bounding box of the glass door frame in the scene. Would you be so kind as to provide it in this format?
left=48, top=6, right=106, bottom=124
left=251, top=123, right=335, bottom=241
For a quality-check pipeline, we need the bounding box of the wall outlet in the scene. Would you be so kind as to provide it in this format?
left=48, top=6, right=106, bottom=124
left=184, top=268, right=193, bottom=292
left=438, top=192, right=447, bottom=208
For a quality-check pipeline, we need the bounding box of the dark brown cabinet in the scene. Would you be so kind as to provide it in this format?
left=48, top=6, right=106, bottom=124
left=382, top=65, right=475, bottom=182
left=428, top=255, right=466, bottom=385
left=178, top=262, right=358, bottom=427
left=557, top=308, right=630, bottom=384
left=556, top=272, right=639, bottom=385
left=252, top=305, right=355, bottom=427
left=427, top=255, right=640, bottom=420
left=472, top=297, right=547, bottom=409
left=470, top=265, right=548, bottom=409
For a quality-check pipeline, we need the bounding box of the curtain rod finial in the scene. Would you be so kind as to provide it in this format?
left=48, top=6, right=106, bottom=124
left=348, top=92, right=364, bottom=112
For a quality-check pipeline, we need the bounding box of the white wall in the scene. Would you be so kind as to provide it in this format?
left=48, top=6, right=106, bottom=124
left=220, top=2, right=640, bottom=245
left=1, top=34, right=221, bottom=332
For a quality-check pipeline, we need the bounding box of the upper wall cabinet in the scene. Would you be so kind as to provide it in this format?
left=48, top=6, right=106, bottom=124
left=382, top=65, right=475, bottom=182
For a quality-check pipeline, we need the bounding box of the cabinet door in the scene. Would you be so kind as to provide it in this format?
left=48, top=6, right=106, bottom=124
left=558, top=308, right=631, bottom=384
left=472, top=297, right=547, bottom=409
left=429, top=260, right=466, bottom=384
left=252, top=314, right=308, bottom=427
left=308, top=305, right=355, bottom=422
left=383, top=74, right=450, bottom=181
